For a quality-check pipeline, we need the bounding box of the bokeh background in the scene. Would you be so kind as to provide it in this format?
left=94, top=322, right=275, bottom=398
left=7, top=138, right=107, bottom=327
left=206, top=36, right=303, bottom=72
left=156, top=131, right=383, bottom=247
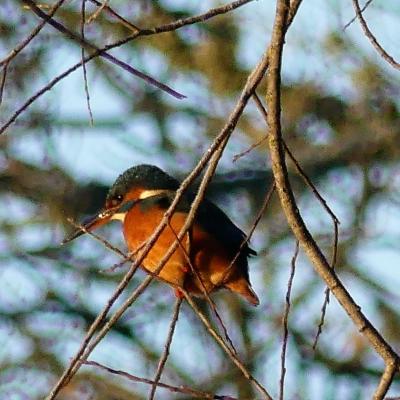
left=1, top=0, right=400, bottom=399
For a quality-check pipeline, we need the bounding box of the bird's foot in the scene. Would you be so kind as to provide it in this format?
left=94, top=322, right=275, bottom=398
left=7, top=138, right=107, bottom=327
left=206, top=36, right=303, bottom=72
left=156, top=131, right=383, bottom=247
left=174, top=287, right=185, bottom=299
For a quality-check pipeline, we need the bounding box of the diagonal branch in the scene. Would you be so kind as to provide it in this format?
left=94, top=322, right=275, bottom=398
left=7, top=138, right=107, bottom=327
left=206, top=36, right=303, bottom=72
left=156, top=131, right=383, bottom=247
left=21, top=0, right=186, bottom=99
left=149, top=297, right=182, bottom=400
left=182, top=289, right=273, bottom=400
left=0, top=0, right=66, bottom=66
left=1, top=0, right=254, bottom=134
left=84, top=360, right=233, bottom=399
left=265, top=0, right=400, bottom=398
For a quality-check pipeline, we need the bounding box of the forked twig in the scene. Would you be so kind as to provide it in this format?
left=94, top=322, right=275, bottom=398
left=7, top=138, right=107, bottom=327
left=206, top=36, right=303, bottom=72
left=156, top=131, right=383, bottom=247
left=279, top=240, right=299, bottom=400
left=84, top=359, right=236, bottom=399
left=149, top=297, right=182, bottom=400
left=86, top=0, right=108, bottom=24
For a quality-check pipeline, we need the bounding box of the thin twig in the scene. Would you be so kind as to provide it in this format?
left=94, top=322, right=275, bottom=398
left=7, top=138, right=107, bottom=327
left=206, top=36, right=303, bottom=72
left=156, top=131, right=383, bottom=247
left=0, top=63, right=8, bottom=106
left=1, top=0, right=253, bottom=134
left=279, top=240, right=299, bottom=400
left=182, top=290, right=273, bottom=400
left=149, top=297, right=182, bottom=400
left=266, top=0, right=400, bottom=390
left=343, top=0, right=373, bottom=30
left=84, top=360, right=235, bottom=399
left=81, top=0, right=94, bottom=125
left=252, top=92, right=341, bottom=347
left=352, top=0, right=400, bottom=71
left=86, top=0, right=108, bottom=24
left=66, top=218, right=127, bottom=258
left=0, top=0, right=66, bottom=67
left=167, top=222, right=237, bottom=355
left=217, top=182, right=275, bottom=286
left=312, top=219, right=338, bottom=350
left=232, top=135, right=268, bottom=162
left=88, top=0, right=140, bottom=32
left=22, top=0, right=186, bottom=99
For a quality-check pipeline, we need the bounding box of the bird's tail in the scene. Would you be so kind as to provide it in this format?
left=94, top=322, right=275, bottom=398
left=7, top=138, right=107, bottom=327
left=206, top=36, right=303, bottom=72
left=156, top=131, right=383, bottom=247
left=225, top=278, right=260, bottom=306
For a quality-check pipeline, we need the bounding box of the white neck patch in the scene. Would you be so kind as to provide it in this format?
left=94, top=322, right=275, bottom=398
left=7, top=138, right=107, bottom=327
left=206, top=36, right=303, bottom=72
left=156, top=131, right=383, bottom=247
left=139, top=189, right=168, bottom=199
left=110, top=212, right=126, bottom=222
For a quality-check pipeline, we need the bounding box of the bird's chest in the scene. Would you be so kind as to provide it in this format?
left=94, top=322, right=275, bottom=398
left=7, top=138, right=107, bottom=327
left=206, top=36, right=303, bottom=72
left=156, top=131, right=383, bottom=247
left=122, top=203, right=168, bottom=250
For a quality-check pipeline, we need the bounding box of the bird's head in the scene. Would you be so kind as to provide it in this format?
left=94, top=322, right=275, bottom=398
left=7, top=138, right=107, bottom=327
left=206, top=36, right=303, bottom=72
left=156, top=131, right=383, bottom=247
left=62, top=164, right=179, bottom=244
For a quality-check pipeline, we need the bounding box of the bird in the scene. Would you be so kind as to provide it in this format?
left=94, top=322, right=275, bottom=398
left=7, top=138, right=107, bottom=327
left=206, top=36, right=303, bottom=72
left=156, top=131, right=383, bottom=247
left=63, top=164, right=259, bottom=306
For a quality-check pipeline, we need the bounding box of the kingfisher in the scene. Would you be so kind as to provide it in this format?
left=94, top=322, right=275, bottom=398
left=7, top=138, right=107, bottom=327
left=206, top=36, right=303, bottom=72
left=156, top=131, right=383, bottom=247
left=63, top=164, right=259, bottom=306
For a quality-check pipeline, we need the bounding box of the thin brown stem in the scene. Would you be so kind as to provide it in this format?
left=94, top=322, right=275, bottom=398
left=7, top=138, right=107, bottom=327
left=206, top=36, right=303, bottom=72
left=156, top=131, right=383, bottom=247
left=22, top=0, right=185, bottom=99
left=266, top=0, right=400, bottom=393
left=149, top=297, right=182, bottom=400
left=279, top=240, right=299, bottom=400
left=2, top=0, right=253, bottom=134
left=352, top=0, right=400, bottom=71
left=81, top=0, right=94, bottom=125
left=86, top=0, right=108, bottom=24
left=0, top=0, right=66, bottom=66
left=252, top=92, right=340, bottom=348
left=182, top=290, right=273, bottom=400
left=84, top=360, right=235, bottom=399
left=167, top=222, right=237, bottom=355
left=0, top=63, right=8, bottom=106
left=343, top=0, right=373, bottom=30
left=87, top=0, right=140, bottom=32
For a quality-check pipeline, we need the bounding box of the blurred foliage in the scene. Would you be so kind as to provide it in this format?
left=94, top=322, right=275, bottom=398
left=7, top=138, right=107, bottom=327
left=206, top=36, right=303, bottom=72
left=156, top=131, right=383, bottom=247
left=1, top=1, right=400, bottom=399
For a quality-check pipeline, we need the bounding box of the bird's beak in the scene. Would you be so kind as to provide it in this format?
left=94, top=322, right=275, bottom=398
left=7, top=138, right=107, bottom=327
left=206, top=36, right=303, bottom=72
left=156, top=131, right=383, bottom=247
left=61, top=209, right=113, bottom=245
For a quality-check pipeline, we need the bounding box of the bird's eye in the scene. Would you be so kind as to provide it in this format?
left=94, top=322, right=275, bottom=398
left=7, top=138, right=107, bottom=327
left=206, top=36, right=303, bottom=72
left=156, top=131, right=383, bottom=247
left=110, top=194, right=123, bottom=207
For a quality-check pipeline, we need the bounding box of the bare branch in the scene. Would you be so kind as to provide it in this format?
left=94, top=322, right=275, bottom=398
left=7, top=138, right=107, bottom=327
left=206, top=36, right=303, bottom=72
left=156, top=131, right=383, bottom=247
left=84, top=360, right=233, bottom=399
left=0, top=0, right=66, bottom=66
left=279, top=240, right=299, bottom=400
left=252, top=91, right=341, bottom=348
left=352, top=0, right=400, bottom=71
left=86, top=0, right=108, bottom=25
left=1, top=0, right=254, bottom=134
left=182, top=290, right=273, bottom=400
left=22, top=0, right=186, bottom=99
left=149, top=297, right=182, bottom=400
left=266, top=0, right=400, bottom=392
